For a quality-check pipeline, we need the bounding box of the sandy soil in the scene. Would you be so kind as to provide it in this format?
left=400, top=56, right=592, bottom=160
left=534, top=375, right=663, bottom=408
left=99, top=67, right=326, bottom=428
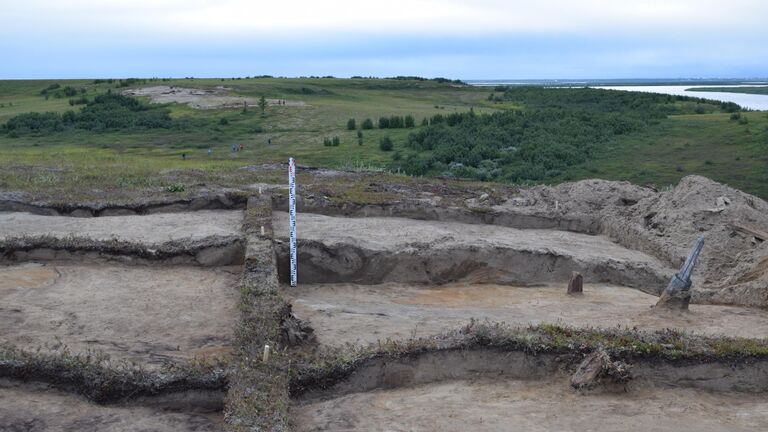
left=292, top=377, right=768, bottom=432
left=286, top=282, right=768, bottom=345
left=0, top=263, right=240, bottom=367
left=276, top=213, right=665, bottom=266
left=0, top=381, right=222, bottom=432
left=0, top=210, right=243, bottom=244
left=123, top=86, right=306, bottom=109
left=274, top=212, right=673, bottom=288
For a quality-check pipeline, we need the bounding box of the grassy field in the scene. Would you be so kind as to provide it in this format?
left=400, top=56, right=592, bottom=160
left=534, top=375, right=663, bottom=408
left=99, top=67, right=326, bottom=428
left=0, top=77, right=766, bottom=199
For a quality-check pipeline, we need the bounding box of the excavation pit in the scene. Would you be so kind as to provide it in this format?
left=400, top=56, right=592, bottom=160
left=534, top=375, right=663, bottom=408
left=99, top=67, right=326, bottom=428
left=286, top=281, right=768, bottom=346
left=0, top=262, right=240, bottom=369
left=292, top=376, right=768, bottom=432
left=0, top=210, right=245, bottom=266
left=0, top=380, right=223, bottom=432
left=274, top=213, right=674, bottom=290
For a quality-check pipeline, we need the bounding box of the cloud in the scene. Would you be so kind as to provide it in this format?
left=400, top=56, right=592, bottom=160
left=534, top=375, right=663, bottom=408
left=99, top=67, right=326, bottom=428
left=1, top=1, right=767, bottom=78
left=5, top=0, right=768, bottom=38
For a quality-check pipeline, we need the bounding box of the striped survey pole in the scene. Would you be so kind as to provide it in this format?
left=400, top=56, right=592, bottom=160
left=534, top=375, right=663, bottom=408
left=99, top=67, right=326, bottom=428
left=288, top=158, right=297, bottom=287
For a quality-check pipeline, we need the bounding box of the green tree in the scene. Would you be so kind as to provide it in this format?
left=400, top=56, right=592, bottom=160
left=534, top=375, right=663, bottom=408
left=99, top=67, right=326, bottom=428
left=347, top=118, right=356, bottom=130
left=361, top=118, right=374, bottom=129
left=258, top=95, right=268, bottom=115
left=379, top=136, right=393, bottom=151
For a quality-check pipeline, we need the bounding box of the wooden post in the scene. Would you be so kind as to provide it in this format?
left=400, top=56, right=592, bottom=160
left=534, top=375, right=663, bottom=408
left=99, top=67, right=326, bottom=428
left=567, top=272, right=583, bottom=295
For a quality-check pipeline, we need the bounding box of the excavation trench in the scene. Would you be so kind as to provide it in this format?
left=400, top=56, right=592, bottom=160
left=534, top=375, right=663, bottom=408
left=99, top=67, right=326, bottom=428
left=276, top=212, right=767, bottom=342
left=0, top=210, right=246, bottom=266
left=1, top=380, right=224, bottom=432
left=277, top=212, right=768, bottom=431
left=292, top=349, right=768, bottom=432
left=0, top=210, right=246, bottom=428
left=273, top=212, right=673, bottom=291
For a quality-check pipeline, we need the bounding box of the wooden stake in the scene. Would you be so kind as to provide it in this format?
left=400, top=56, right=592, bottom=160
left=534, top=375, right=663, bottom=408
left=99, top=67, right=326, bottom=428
left=567, top=272, right=583, bottom=295
left=262, top=345, right=271, bottom=362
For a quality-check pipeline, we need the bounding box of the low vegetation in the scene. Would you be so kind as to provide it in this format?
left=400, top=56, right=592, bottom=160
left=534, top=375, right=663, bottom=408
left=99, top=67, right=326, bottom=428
left=0, top=77, right=766, bottom=198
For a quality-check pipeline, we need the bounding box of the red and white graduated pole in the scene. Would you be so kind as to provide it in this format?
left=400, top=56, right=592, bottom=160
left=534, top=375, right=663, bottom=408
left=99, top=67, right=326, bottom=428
left=288, top=158, right=297, bottom=287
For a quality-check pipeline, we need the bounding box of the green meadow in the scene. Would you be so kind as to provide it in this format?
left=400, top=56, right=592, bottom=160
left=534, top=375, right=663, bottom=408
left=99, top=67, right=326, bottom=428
left=0, top=77, right=766, bottom=199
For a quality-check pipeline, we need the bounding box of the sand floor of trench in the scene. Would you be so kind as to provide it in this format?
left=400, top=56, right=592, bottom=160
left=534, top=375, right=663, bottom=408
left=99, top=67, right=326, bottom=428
left=292, top=376, right=768, bottom=432
left=0, top=210, right=243, bottom=244
left=0, top=380, right=222, bottom=432
left=0, top=262, right=240, bottom=368
left=286, top=282, right=768, bottom=345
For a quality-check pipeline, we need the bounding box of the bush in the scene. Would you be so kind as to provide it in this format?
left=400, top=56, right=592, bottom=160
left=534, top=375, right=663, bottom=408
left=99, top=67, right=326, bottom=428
left=4, top=93, right=173, bottom=135
left=730, top=112, right=742, bottom=121
left=346, top=118, right=356, bottom=130
left=356, top=130, right=363, bottom=138
left=379, top=136, right=393, bottom=151
left=219, top=118, right=229, bottom=125
left=404, top=115, right=415, bottom=128
left=396, top=87, right=732, bottom=182
left=323, top=136, right=340, bottom=147
left=378, top=116, right=390, bottom=129
left=361, top=118, right=374, bottom=129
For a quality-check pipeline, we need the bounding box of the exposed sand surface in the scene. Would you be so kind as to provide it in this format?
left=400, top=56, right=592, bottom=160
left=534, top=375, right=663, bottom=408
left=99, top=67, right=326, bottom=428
left=123, top=86, right=306, bottom=109
left=0, top=263, right=240, bottom=367
left=287, top=282, right=768, bottom=345
left=292, top=377, right=768, bottom=432
left=0, top=381, right=222, bottom=432
left=276, top=213, right=665, bottom=265
left=0, top=210, right=243, bottom=244
left=274, top=213, right=674, bottom=289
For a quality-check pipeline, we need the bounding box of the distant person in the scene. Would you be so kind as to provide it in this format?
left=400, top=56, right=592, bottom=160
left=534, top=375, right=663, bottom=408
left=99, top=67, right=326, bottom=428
left=207, top=148, right=212, bottom=156
left=239, top=144, right=244, bottom=151
left=182, top=153, right=186, bottom=160
left=232, top=143, right=237, bottom=152
left=268, top=138, right=271, bottom=146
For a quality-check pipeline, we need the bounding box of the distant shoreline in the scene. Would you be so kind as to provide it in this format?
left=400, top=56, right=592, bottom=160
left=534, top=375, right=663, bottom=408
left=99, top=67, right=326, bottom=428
left=466, top=79, right=768, bottom=87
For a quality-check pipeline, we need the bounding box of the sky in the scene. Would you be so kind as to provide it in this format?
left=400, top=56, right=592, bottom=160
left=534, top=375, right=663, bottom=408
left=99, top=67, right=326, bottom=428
left=2, top=0, right=767, bottom=79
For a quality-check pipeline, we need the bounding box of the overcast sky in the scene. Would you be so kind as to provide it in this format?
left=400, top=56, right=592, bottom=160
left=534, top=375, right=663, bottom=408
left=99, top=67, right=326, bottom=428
left=2, top=0, right=767, bottom=79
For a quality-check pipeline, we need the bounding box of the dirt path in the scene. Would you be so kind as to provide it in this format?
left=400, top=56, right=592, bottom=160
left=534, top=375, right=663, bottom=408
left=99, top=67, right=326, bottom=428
left=0, top=210, right=243, bottom=244
left=292, top=377, right=768, bottom=432
left=287, top=282, right=768, bottom=345
left=0, top=263, right=240, bottom=368
left=0, top=381, right=222, bottom=432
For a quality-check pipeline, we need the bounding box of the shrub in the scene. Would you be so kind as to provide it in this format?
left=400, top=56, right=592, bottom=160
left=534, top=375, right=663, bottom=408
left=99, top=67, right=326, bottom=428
left=379, top=136, right=393, bottom=151
left=219, top=118, right=229, bottom=125
left=404, top=115, right=415, bottom=128
left=346, top=118, right=356, bottom=130
left=378, top=116, right=390, bottom=129
left=361, top=118, right=374, bottom=129
left=332, top=136, right=340, bottom=146
left=356, top=130, right=363, bottom=138
left=730, top=112, right=741, bottom=121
